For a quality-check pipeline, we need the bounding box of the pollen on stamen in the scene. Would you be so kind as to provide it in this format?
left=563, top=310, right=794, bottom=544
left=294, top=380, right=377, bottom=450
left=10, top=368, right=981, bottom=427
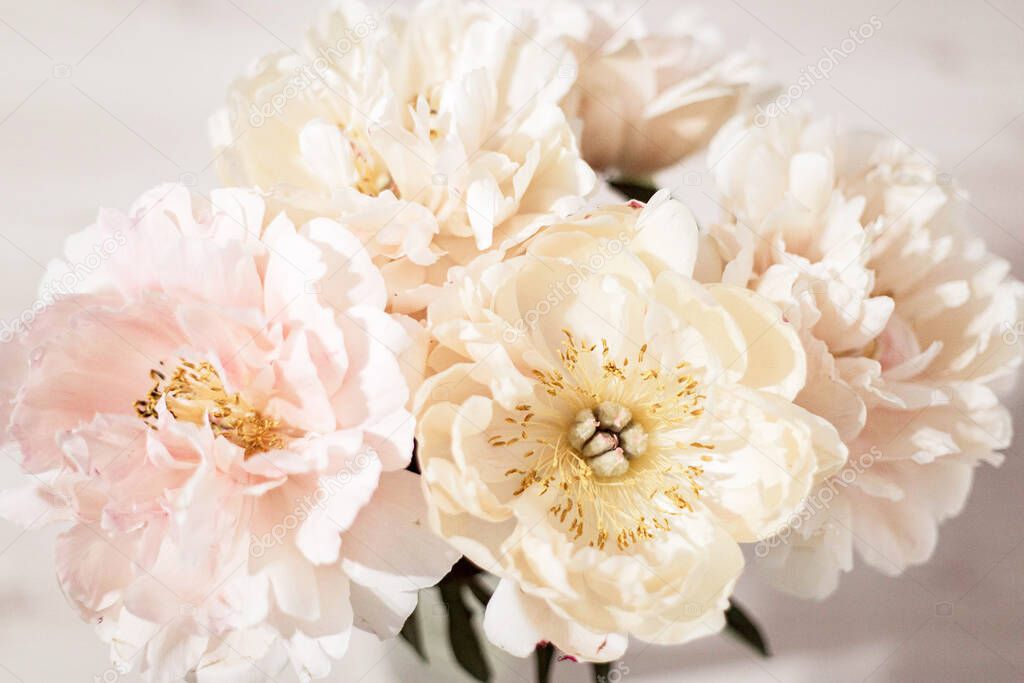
left=492, top=332, right=715, bottom=550
left=136, top=359, right=287, bottom=459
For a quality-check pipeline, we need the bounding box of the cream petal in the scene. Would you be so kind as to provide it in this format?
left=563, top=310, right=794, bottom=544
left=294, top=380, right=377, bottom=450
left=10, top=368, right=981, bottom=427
left=299, top=119, right=360, bottom=189
left=709, top=283, right=807, bottom=399
left=649, top=272, right=746, bottom=383
left=348, top=582, right=418, bottom=639
left=702, top=385, right=846, bottom=541
left=796, top=335, right=867, bottom=442
left=632, top=191, right=700, bottom=279
left=141, top=618, right=209, bottom=683
left=710, top=114, right=1022, bottom=598
left=483, top=579, right=628, bottom=662
left=788, top=152, right=834, bottom=214
left=341, top=471, right=460, bottom=592
left=758, top=494, right=854, bottom=600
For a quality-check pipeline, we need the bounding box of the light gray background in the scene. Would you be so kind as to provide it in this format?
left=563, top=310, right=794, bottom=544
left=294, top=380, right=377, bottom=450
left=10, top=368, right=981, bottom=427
left=0, top=0, right=1022, bottom=681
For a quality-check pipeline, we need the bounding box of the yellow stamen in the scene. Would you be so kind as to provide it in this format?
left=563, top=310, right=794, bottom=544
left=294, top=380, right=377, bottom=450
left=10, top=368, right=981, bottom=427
left=496, top=333, right=713, bottom=549
left=135, top=360, right=286, bottom=458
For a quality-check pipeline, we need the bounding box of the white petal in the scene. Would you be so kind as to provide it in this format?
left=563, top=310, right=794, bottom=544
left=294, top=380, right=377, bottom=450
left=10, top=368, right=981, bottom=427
left=483, top=579, right=627, bottom=662
left=341, top=471, right=460, bottom=592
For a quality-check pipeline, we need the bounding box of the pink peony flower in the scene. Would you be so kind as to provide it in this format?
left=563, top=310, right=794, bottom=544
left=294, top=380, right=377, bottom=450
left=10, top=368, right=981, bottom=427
left=0, top=185, right=458, bottom=682
left=704, top=108, right=1022, bottom=597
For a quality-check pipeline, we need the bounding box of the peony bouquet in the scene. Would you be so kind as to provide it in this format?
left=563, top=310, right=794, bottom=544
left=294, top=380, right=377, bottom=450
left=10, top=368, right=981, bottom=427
left=1, top=1, right=1019, bottom=681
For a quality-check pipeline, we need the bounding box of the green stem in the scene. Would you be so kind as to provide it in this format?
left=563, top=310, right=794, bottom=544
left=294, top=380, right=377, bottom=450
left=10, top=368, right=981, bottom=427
left=609, top=179, right=658, bottom=203
left=592, top=662, right=612, bottom=682
left=535, top=643, right=555, bottom=683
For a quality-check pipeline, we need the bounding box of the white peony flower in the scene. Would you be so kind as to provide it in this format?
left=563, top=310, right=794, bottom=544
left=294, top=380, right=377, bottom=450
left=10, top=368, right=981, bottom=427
left=704, top=106, right=1023, bottom=598
left=415, top=192, right=845, bottom=659
left=534, top=2, right=759, bottom=177
left=211, top=0, right=595, bottom=314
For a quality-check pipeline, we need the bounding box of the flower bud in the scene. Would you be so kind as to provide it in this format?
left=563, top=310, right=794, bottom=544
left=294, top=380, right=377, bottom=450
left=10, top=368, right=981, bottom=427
left=589, top=448, right=629, bottom=478
left=619, top=423, right=648, bottom=459
left=596, top=401, right=632, bottom=432
left=582, top=431, right=618, bottom=458
left=568, top=409, right=598, bottom=451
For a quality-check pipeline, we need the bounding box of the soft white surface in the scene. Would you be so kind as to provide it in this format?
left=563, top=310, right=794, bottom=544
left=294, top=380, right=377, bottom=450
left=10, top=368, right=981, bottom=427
left=0, top=0, right=1022, bottom=681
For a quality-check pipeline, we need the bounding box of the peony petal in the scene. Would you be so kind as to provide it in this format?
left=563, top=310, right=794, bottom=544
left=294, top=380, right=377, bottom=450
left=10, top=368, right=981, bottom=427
left=341, top=471, right=460, bottom=593
left=483, top=579, right=628, bottom=662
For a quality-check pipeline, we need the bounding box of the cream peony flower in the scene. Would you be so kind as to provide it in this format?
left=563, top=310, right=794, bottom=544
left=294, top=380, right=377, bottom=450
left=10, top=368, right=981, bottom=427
left=0, top=186, right=458, bottom=682
left=211, top=0, right=595, bottom=314
left=534, top=1, right=759, bottom=177
left=415, top=192, right=845, bottom=659
left=704, top=107, right=1023, bottom=598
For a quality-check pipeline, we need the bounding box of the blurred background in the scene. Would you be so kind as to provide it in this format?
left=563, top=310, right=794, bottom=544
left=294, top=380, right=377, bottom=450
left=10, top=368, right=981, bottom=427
left=0, top=0, right=1022, bottom=680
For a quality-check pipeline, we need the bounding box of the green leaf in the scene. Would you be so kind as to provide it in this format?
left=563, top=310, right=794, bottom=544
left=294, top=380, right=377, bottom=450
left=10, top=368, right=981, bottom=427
left=725, top=599, right=771, bottom=657
left=449, top=556, right=484, bottom=579
left=405, top=439, right=421, bottom=474
left=592, top=662, right=612, bottom=682
left=399, top=603, right=427, bottom=662
left=609, top=179, right=658, bottom=203
left=535, top=643, right=555, bottom=683
left=466, top=575, right=493, bottom=607
left=439, top=580, right=492, bottom=682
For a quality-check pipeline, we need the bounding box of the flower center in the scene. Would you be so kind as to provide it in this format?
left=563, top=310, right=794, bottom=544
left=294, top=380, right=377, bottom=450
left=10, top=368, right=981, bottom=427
left=134, top=360, right=287, bottom=458
left=500, top=330, right=713, bottom=550
left=567, top=402, right=648, bottom=478
left=339, top=124, right=397, bottom=197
